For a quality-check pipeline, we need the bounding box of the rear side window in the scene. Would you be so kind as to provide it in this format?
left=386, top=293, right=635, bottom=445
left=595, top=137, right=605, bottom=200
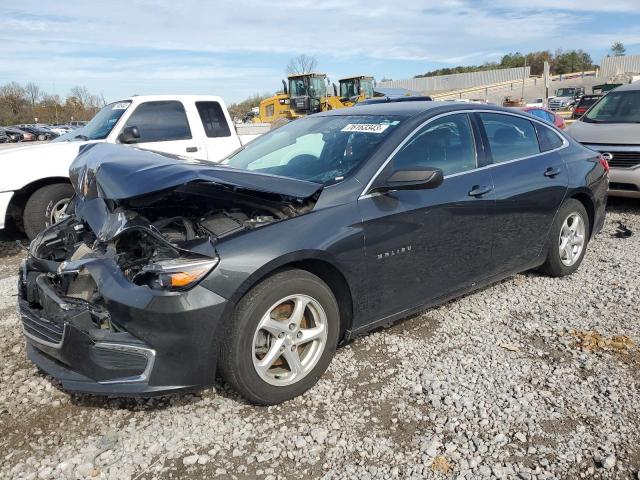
left=125, top=101, right=191, bottom=142
left=196, top=101, right=231, bottom=138
left=393, top=113, right=476, bottom=176
left=480, top=113, right=540, bottom=163
left=534, top=123, right=564, bottom=152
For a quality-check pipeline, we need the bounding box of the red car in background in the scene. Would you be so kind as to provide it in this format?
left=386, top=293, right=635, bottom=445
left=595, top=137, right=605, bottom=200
left=572, top=94, right=602, bottom=119
left=518, top=106, right=566, bottom=129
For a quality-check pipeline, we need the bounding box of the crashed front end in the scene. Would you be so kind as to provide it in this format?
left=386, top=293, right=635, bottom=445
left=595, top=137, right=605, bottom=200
left=18, top=144, right=321, bottom=396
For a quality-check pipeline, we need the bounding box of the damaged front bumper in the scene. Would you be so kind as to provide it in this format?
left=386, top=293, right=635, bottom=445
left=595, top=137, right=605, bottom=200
left=18, top=250, right=230, bottom=396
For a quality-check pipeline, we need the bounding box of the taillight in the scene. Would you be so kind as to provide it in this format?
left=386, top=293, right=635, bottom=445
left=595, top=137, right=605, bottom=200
left=599, top=153, right=611, bottom=174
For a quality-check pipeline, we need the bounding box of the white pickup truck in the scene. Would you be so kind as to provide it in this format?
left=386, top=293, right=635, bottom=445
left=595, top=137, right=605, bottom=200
left=0, top=95, right=268, bottom=238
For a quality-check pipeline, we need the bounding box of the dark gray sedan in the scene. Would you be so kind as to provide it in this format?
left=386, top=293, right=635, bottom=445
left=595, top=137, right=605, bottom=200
left=19, top=102, right=608, bottom=404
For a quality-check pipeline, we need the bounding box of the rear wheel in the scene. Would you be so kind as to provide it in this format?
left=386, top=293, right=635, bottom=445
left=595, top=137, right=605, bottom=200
left=23, top=183, right=74, bottom=239
left=219, top=269, right=339, bottom=405
left=540, top=199, right=589, bottom=277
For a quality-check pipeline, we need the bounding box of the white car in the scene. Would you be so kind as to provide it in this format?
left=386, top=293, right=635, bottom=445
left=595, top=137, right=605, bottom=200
left=567, top=82, right=640, bottom=198
left=0, top=95, right=268, bottom=238
left=46, top=126, right=70, bottom=136
left=526, top=98, right=545, bottom=108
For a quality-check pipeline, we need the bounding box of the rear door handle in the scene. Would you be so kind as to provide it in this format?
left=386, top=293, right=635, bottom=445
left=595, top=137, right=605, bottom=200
left=544, top=167, right=561, bottom=177
left=468, top=185, right=493, bottom=197
left=186, top=146, right=198, bottom=153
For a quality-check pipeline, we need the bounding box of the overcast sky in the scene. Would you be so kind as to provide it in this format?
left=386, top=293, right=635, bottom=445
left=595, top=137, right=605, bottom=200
left=2, top=0, right=639, bottom=103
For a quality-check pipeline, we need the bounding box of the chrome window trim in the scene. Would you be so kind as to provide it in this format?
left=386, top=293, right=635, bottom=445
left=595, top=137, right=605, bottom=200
left=359, top=109, right=569, bottom=199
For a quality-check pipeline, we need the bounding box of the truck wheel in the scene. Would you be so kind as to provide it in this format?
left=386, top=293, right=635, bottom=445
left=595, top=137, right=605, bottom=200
left=219, top=269, right=339, bottom=405
left=23, top=183, right=75, bottom=239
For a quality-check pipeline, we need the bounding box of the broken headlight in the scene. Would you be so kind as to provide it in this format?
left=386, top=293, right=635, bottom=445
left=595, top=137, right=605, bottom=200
left=136, top=258, right=219, bottom=291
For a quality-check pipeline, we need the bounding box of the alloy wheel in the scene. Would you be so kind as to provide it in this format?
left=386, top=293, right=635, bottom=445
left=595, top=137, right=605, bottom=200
left=558, top=212, right=585, bottom=266
left=49, top=198, right=71, bottom=225
left=252, top=294, right=328, bottom=386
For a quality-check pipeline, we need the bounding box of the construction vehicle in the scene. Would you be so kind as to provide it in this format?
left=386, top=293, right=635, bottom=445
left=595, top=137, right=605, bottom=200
left=254, top=73, right=374, bottom=123
left=337, top=75, right=375, bottom=106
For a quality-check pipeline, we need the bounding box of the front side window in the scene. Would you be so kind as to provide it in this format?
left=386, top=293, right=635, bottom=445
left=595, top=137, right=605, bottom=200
left=196, top=101, right=231, bottom=138
left=583, top=91, right=640, bottom=123
left=309, top=76, right=327, bottom=98
left=265, top=103, right=275, bottom=118
left=360, top=79, right=374, bottom=98
left=392, top=114, right=476, bottom=176
left=224, top=115, right=403, bottom=185
left=125, top=101, right=191, bottom=143
left=480, top=113, right=540, bottom=163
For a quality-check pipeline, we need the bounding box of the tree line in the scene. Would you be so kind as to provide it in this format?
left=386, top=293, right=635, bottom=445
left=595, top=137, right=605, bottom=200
left=415, top=49, right=596, bottom=79
left=0, top=82, right=105, bottom=126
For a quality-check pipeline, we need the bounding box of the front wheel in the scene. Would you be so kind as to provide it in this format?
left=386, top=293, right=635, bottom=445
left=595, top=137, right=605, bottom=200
left=219, top=269, right=339, bottom=405
left=540, top=199, right=589, bottom=277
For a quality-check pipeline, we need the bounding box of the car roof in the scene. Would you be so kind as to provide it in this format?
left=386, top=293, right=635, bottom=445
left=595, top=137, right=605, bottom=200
left=612, top=81, right=640, bottom=92
left=316, top=101, right=509, bottom=118
left=110, top=94, right=227, bottom=104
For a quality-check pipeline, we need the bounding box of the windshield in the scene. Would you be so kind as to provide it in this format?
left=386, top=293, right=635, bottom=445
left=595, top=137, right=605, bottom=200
left=577, top=96, right=600, bottom=109
left=289, top=76, right=326, bottom=98
left=224, top=115, right=403, bottom=185
left=289, top=77, right=308, bottom=97
left=583, top=91, right=640, bottom=123
left=340, top=80, right=357, bottom=98
left=556, top=88, right=576, bottom=97
left=340, top=79, right=374, bottom=99
left=54, top=101, right=131, bottom=142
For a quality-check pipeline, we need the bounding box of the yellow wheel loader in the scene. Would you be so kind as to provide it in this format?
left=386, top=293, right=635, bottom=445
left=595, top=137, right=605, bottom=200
left=254, top=73, right=374, bottom=124
left=336, top=75, right=375, bottom=107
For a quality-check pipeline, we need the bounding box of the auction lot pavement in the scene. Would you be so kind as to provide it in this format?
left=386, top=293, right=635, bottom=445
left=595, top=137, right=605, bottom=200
left=0, top=199, right=639, bottom=480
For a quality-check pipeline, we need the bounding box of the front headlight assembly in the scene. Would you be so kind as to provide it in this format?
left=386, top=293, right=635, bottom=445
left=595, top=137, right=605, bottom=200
left=136, top=258, right=219, bottom=291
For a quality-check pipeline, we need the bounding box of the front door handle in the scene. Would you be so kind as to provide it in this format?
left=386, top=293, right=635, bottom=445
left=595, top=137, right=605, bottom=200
left=468, top=185, right=493, bottom=197
left=544, top=167, right=561, bottom=178
left=186, top=146, right=198, bottom=153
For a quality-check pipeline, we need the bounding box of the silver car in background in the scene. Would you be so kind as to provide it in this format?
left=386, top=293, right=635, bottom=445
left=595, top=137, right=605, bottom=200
left=567, top=82, right=640, bottom=198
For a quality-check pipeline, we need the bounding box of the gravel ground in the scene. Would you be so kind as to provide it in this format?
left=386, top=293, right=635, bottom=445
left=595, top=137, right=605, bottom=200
left=0, top=199, right=639, bottom=480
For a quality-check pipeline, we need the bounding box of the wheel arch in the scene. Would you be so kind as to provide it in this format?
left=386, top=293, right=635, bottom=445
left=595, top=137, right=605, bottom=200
left=5, top=176, right=71, bottom=231
left=228, top=251, right=355, bottom=342
left=568, top=189, right=595, bottom=238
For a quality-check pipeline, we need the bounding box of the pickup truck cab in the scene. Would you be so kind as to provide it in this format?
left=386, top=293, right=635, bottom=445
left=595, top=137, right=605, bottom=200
left=548, top=87, right=585, bottom=111
left=0, top=95, right=267, bottom=238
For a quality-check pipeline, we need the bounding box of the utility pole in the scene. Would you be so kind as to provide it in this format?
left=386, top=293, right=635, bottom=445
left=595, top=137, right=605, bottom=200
left=543, top=61, right=550, bottom=107
left=521, top=56, right=527, bottom=101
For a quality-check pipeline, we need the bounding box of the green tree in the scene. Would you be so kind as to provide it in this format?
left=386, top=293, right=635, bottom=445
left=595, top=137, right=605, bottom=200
left=610, top=41, right=626, bottom=56
left=227, top=92, right=272, bottom=121
left=554, top=50, right=594, bottom=74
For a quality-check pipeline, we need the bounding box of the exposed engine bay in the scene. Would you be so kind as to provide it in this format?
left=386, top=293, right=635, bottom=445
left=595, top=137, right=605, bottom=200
left=30, top=182, right=317, bottom=291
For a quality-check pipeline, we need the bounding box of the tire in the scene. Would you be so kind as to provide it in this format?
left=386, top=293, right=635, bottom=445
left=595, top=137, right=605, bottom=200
left=219, top=269, right=340, bottom=405
left=540, top=199, right=590, bottom=277
left=23, top=183, right=75, bottom=239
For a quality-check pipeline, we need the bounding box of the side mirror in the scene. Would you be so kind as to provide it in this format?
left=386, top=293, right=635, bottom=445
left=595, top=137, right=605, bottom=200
left=372, top=167, right=444, bottom=193
left=118, top=126, right=140, bottom=144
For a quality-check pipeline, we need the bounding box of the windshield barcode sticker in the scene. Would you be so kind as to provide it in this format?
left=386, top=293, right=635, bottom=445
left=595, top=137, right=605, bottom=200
left=112, top=103, right=129, bottom=110
left=341, top=124, right=390, bottom=134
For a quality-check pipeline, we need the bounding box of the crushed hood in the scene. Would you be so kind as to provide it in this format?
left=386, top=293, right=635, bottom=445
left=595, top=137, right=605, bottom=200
left=68, top=144, right=322, bottom=243
left=69, top=143, right=323, bottom=201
